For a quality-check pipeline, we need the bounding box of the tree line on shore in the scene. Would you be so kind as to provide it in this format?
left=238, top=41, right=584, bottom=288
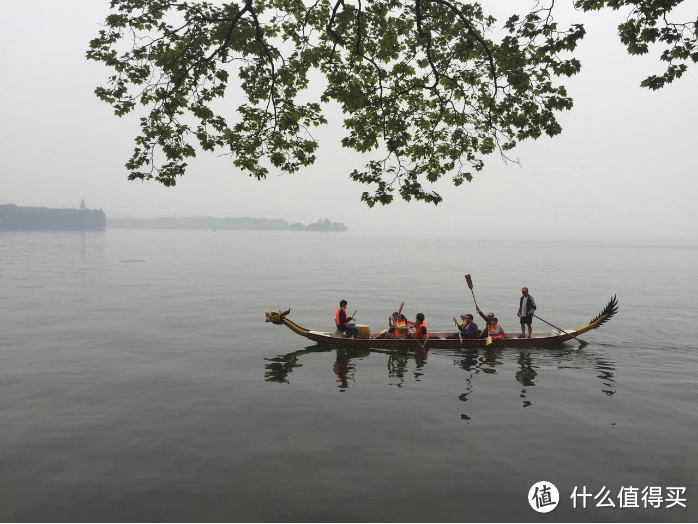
left=108, top=216, right=348, bottom=232
left=0, top=204, right=106, bottom=231
left=0, top=204, right=347, bottom=232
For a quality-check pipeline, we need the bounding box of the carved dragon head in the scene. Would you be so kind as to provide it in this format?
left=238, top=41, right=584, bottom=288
left=265, top=308, right=291, bottom=325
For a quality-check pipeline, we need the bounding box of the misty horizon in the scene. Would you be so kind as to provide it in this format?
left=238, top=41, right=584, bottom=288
left=1, top=1, right=696, bottom=244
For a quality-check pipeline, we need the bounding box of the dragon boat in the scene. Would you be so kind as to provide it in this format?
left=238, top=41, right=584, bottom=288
left=265, top=295, right=618, bottom=349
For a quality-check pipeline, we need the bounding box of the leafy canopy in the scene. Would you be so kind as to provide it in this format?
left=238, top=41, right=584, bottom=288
left=87, top=0, right=697, bottom=206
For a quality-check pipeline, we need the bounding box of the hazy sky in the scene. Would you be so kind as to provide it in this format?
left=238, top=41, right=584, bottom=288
left=1, top=1, right=696, bottom=242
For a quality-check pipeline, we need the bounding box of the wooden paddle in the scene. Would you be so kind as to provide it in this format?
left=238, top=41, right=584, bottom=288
left=453, top=318, right=463, bottom=347
left=465, top=274, right=492, bottom=346
left=406, top=322, right=428, bottom=350
left=532, top=313, right=588, bottom=346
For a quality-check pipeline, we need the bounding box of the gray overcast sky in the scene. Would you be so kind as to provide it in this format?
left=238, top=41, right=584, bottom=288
left=1, top=1, right=696, bottom=243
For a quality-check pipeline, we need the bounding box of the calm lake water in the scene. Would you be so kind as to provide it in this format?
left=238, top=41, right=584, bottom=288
left=1, top=230, right=696, bottom=522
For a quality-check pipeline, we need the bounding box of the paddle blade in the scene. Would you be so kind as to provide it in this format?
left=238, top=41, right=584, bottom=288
left=465, top=274, right=473, bottom=290
left=485, top=336, right=492, bottom=346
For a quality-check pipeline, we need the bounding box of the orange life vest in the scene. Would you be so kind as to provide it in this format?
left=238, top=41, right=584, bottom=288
left=394, top=320, right=408, bottom=339
left=335, top=307, right=347, bottom=328
left=415, top=320, right=428, bottom=339
left=489, top=323, right=504, bottom=339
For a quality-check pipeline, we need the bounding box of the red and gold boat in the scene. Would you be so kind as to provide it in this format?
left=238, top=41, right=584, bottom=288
left=265, top=296, right=618, bottom=349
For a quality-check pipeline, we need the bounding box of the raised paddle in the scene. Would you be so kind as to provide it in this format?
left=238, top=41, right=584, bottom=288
left=465, top=274, right=479, bottom=309
left=532, top=313, right=588, bottom=346
left=465, top=274, right=492, bottom=346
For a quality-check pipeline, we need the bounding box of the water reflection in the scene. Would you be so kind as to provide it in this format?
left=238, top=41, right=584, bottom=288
left=387, top=348, right=428, bottom=387
left=264, top=345, right=617, bottom=415
left=595, top=358, right=616, bottom=396
left=264, top=347, right=372, bottom=391
left=516, top=351, right=537, bottom=408
left=334, top=349, right=371, bottom=391
left=263, top=346, right=327, bottom=384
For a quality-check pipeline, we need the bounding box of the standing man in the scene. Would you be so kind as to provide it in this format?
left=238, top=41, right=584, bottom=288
left=335, top=299, right=358, bottom=339
left=517, top=287, right=537, bottom=338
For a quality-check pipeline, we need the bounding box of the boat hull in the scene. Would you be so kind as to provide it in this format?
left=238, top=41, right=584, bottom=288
left=306, top=330, right=576, bottom=349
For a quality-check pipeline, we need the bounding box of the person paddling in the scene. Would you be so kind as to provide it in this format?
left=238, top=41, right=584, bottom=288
left=376, top=311, right=405, bottom=339
left=371, top=302, right=403, bottom=339
left=407, top=313, right=429, bottom=341
left=476, top=307, right=496, bottom=338
left=517, top=287, right=537, bottom=338
left=450, top=313, right=478, bottom=339
left=392, top=314, right=409, bottom=339
left=334, top=299, right=358, bottom=339
left=380, top=302, right=407, bottom=339
left=488, top=317, right=505, bottom=339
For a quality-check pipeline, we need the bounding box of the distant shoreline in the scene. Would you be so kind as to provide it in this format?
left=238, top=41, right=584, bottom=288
left=107, top=216, right=347, bottom=232
left=0, top=203, right=106, bottom=231
left=0, top=204, right=347, bottom=232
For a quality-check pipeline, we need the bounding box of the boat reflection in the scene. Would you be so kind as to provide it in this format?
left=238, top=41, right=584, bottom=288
left=387, top=348, right=429, bottom=387
left=264, top=344, right=617, bottom=409
left=264, top=346, right=330, bottom=385
left=334, top=348, right=371, bottom=390
left=595, top=358, right=616, bottom=396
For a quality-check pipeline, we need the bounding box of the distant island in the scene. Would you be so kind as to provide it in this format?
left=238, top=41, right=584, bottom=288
left=0, top=203, right=106, bottom=231
left=108, top=216, right=348, bottom=232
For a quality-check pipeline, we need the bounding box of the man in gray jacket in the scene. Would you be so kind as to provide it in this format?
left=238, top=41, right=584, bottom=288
left=517, top=287, right=537, bottom=338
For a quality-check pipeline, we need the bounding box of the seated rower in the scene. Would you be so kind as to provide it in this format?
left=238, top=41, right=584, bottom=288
left=373, top=302, right=408, bottom=340
left=488, top=317, right=505, bottom=339
left=449, top=314, right=478, bottom=338
left=476, top=307, right=495, bottom=338
left=385, top=314, right=408, bottom=339
left=335, top=299, right=358, bottom=339
left=407, top=313, right=429, bottom=341
left=373, top=311, right=400, bottom=339
left=392, top=314, right=407, bottom=339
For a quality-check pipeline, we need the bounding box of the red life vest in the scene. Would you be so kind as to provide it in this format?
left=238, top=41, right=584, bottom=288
left=335, top=307, right=347, bottom=328
left=489, top=323, right=505, bottom=339
left=415, top=320, right=428, bottom=340
left=394, top=320, right=408, bottom=339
